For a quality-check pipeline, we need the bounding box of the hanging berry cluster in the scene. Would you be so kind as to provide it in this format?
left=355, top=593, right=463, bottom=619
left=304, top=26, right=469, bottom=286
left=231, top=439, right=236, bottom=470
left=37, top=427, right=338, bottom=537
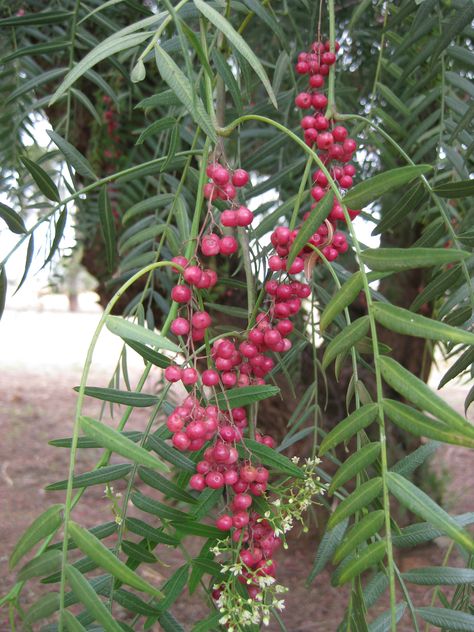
left=161, top=158, right=323, bottom=615
left=159, top=35, right=362, bottom=626
left=294, top=39, right=360, bottom=262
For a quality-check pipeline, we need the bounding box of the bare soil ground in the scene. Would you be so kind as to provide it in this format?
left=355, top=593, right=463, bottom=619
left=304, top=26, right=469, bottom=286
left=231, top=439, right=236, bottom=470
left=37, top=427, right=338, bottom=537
left=0, top=306, right=473, bottom=631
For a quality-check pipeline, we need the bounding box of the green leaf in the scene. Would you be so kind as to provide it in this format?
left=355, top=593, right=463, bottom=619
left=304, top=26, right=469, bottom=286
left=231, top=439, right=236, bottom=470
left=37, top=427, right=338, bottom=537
left=136, top=117, right=176, bottom=145
left=391, top=441, right=440, bottom=478
left=287, top=194, right=333, bottom=269
left=189, top=543, right=215, bottom=595
left=192, top=488, right=223, bottom=521
left=393, top=513, right=474, bottom=548
left=46, top=463, right=133, bottom=491
left=0, top=201, right=26, bottom=234
left=0, top=10, right=71, bottom=26
left=242, top=0, right=287, bottom=47
left=147, top=434, right=196, bottom=472
left=349, top=0, right=372, bottom=30
left=386, top=472, right=474, bottom=553
left=323, top=317, right=370, bottom=370
left=327, top=478, right=383, bottom=530
left=410, top=265, right=462, bottom=313
left=62, top=610, right=88, bottom=632
left=43, top=208, right=68, bottom=267
left=17, top=550, right=62, bottom=582
left=138, top=467, right=196, bottom=504
left=372, top=183, right=426, bottom=236
left=156, top=610, right=187, bottom=632
left=122, top=193, right=175, bottom=224
left=49, top=431, right=142, bottom=449
left=79, top=416, right=168, bottom=472
left=343, top=165, right=432, bottom=209
left=379, top=357, right=474, bottom=440
left=361, top=247, right=470, bottom=272
left=307, top=518, right=349, bottom=583
left=329, top=442, right=381, bottom=495
left=363, top=572, right=389, bottom=609
left=154, top=44, right=216, bottom=142
left=193, top=0, right=277, bottom=109
left=192, top=613, right=222, bottom=632
left=99, top=186, right=116, bottom=273
left=65, top=563, right=123, bottom=632
left=415, top=607, right=474, bottom=631
left=1, top=39, right=70, bottom=63
left=210, top=384, right=280, bottom=409
left=172, top=521, right=223, bottom=539
left=124, top=338, right=170, bottom=368
left=320, top=272, right=364, bottom=331
left=106, top=315, right=180, bottom=353
left=14, top=234, right=35, bottom=295
left=319, top=404, right=379, bottom=455
left=122, top=540, right=157, bottom=564
left=332, top=541, right=386, bottom=586
left=157, top=564, right=189, bottom=613
left=47, top=521, right=118, bottom=553
left=68, top=521, right=162, bottom=596
left=24, top=592, right=60, bottom=625
left=47, top=131, right=97, bottom=180
left=373, top=302, right=474, bottom=345
left=433, top=178, right=474, bottom=198
left=368, top=603, right=406, bottom=632
left=50, top=32, right=153, bottom=105
left=137, top=89, right=182, bottom=110
left=77, top=386, right=159, bottom=407
left=42, top=549, right=104, bottom=584
left=236, top=439, right=304, bottom=478
left=333, top=511, right=385, bottom=564
left=430, top=1, right=474, bottom=65
left=9, top=504, right=63, bottom=569
left=403, top=566, right=474, bottom=585
left=211, top=49, right=243, bottom=113
left=114, top=588, right=159, bottom=616
left=439, top=347, right=474, bottom=389
left=20, top=156, right=60, bottom=203
left=131, top=490, right=190, bottom=522
left=191, top=556, right=221, bottom=579
left=383, top=399, right=474, bottom=449
left=377, top=83, right=411, bottom=117
left=125, top=518, right=178, bottom=546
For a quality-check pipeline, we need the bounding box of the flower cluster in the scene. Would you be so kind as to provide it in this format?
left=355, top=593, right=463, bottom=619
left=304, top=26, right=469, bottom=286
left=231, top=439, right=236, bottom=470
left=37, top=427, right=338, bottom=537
left=209, top=458, right=325, bottom=629
left=267, top=457, right=326, bottom=539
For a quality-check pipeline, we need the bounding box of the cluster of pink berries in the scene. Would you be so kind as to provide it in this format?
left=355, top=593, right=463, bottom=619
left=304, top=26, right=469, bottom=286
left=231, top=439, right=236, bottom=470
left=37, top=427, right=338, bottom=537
left=162, top=162, right=286, bottom=599
left=203, top=164, right=250, bottom=203
left=213, top=513, right=281, bottom=601
left=293, top=39, right=361, bottom=262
